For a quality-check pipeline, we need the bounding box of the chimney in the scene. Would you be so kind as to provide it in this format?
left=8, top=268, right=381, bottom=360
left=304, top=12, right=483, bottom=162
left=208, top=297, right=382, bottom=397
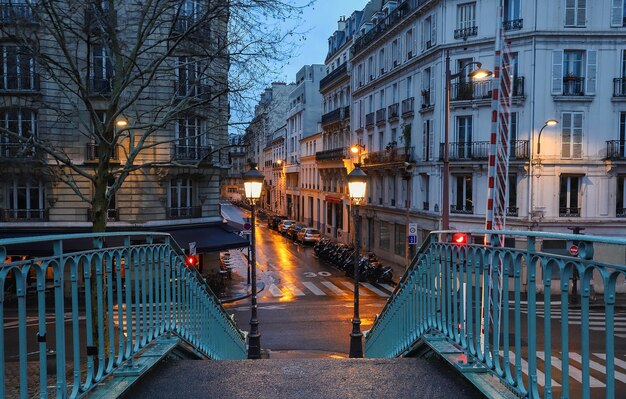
left=337, top=16, right=346, bottom=31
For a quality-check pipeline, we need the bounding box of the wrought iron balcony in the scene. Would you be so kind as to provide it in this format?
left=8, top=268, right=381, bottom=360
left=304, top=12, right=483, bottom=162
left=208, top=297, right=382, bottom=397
left=0, top=208, right=48, bottom=222
left=614, top=78, right=626, bottom=97
left=451, top=80, right=491, bottom=101
left=87, top=208, right=120, bottom=222
left=559, top=207, right=580, bottom=217
left=562, top=76, right=585, bottom=96
left=617, top=207, right=626, bottom=217
left=454, top=26, right=478, bottom=40
left=89, top=77, right=112, bottom=95
left=388, top=103, right=399, bottom=121
left=375, top=108, right=386, bottom=125
left=173, top=145, right=213, bottom=161
left=167, top=206, right=202, bottom=219
left=0, top=73, right=40, bottom=93
left=0, top=3, right=37, bottom=24
left=319, top=62, right=347, bottom=91
left=365, top=112, right=375, bottom=128
left=503, top=18, right=523, bottom=31
left=362, top=146, right=413, bottom=166
left=441, top=140, right=529, bottom=160
left=450, top=204, right=473, bottom=214
left=86, top=142, right=119, bottom=162
left=315, top=147, right=348, bottom=162
left=606, top=140, right=626, bottom=160
left=321, top=108, right=341, bottom=126
left=0, top=142, right=36, bottom=159
left=506, top=206, right=519, bottom=217
left=421, top=90, right=432, bottom=108
left=402, top=97, right=414, bottom=116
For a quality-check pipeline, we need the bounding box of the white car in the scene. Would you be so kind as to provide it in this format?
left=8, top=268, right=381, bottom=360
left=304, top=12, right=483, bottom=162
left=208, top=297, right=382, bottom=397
left=278, top=220, right=294, bottom=234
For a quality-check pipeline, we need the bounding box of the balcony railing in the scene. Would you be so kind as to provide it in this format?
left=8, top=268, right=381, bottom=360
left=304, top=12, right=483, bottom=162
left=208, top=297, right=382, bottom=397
left=450, top=204, right=473, bottom=214
left=0, top=4, right=37, bottom=24
left=89, top=77, right=112, bottom=95
left=614, top=78, right=626, bottom=97
left=559, top=207, right=580, bottom=217
left=421, top=89, right=432, bottom=107
left=562, top=76, right=585, bottom=96
left=0, top=74, right=40, bottom=93
left=87, top=208, right=120, bottom=222
left=375, top=108, right=386, bottom=124
left=0, top=142, right=36, bottom=159
left=503, top=18, right=523, bottom=31
left=617, top=207, right=626, bottom=217
left=388, top=103, right=399, bottom=120
left=363, top=146, right=413, bottom=166
left=451, top=80, right=492, bottom=101
left=606, top=140, right=626, bottom=160
left=86, top=142, right=119, bottom=161
left=454, top=26, right=478, bottom=39
left=319, top=62, right=347, bottom=91
left=506, top=206, right=519, bottom=217
left=365, top=112, right=375, bottom=128
left=167, top=206, right=202, bottom=219
left=315, top=147, right=348, bottom=162
left=402, top=97, right=415, bottom=116
left=441, top=140, right=529, bottom=160
left=173, top=145, right=213, bottom=161
left=512, top=76, right=525, bottom=97
left=321, top=108, right=341, bottom=126
left=0, top=208, right=48, bottom=222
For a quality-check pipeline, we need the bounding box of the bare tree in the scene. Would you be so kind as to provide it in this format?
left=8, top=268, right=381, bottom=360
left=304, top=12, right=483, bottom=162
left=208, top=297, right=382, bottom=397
left=0, top=0, right=310, bottom=232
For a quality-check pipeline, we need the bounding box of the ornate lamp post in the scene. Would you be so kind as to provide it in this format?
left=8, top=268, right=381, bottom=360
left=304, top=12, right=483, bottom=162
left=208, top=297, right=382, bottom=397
left=442, top=52, right=492, bottom=230
left=242, top=162, right=264, bottom=359
left=347, top=163, right=367, bottom=358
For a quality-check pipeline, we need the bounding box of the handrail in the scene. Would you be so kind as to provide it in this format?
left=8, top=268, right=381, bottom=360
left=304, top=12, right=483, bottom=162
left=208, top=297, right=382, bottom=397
left=0, top=232, right=247, bottom=398
left=366, top=229, right=626, bottom=398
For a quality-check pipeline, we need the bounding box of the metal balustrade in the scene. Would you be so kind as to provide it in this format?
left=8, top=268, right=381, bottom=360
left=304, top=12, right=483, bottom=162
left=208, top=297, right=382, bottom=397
left=614, top=78, right=626, bottom=97
left=365, top=229, right=626, bottom=399
left=0, top=232, right=246, bottom=398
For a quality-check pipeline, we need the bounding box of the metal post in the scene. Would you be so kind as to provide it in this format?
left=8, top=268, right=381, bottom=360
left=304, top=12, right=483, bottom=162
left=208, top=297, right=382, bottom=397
left=442, top=51, right=451, bottom=231
left=349, top=204, right=363, bottom=358
left=404, top=172, right=411, bottom=269
left=248, top=202, right=261, bottom=359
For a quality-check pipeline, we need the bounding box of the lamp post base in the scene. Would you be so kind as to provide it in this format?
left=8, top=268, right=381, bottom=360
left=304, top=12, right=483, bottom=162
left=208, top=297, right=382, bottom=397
left=248, top=329, right=262, bottom=359
left=349, top=318, right=363, bottom=358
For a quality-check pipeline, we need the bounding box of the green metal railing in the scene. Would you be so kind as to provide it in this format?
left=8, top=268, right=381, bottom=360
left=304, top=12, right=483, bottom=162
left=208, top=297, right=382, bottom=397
left=365, top=229, right=625, bottom=399
left=0, top=232, right=246, bottom=399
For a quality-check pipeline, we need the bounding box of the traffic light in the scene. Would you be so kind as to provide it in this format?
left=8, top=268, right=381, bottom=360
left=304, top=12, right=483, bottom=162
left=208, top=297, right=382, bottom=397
left=452, top=233, right=468, bottom=245
left=186, top=255, right=198, bottom=267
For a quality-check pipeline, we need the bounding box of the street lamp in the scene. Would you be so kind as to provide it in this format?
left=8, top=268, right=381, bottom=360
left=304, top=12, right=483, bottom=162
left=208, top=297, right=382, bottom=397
left=442, top=52, right=492, bottom=230
left=536, top=119, right=559, bottom=155
left=242, top=162, right=264, bottom=359
left=347, top=163, right=367, bottom=358
left=350, top=144, right=365, bottom=164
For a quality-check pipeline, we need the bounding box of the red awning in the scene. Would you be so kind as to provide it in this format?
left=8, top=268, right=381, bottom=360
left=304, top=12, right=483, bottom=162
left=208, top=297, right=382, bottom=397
left=325, top=196, right=342, bottom=204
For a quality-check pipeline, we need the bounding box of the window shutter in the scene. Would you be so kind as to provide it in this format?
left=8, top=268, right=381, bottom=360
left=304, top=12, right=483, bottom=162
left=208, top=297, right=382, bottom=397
left=422, top=120, right=428, bottom=160
left=430, top=65, right=436, bottom=104
left=552, top=50, right=563, bottom=94
left=428, top=119, right=434, bottom=161
left=572, top=113, right=583, bottom=158
left=562, top=112, right=572, bottom=158
left=577, top=0, right=587, bottom=26
left=431, top=12, right=437, bottom=45
left=565, top=0, right=576, bottom=26
left=421, top=21, right=426, bottom=51
left=612, top=0, right=624, bottom=27
left=586, top=50, right=597, bottom=95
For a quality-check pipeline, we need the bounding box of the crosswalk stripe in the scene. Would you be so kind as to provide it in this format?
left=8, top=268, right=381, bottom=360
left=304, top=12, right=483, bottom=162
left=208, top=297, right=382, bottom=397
left=269, top=284, right=283, bottom=297
left=361, top=283, right=389, bottom=297
left=339, top=281, right=370, bottom=296
left=302, top=282, right=326, bottom=296
left=595, top=353, right=626, bottom=372
left=285, top=284, right=305, bottom=296
left=379, top=283, right=395, bottom=293
left=570, top=352, right=626, bottom=384
left=501, top=351, right=561, bottom=388
left=321, top=281, right=347, bottom=295
left=536, top=352, right=605, bottom=387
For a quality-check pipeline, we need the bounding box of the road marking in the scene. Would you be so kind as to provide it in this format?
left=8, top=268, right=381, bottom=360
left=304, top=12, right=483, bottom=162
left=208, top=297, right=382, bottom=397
left=285, top=284, right=305, bottom=296
left=536, top=352, right=605, bottom=387
left=570, top=352, right=626, bottom=383
left=501, top=351, right=561, bottom=388
left=302, top=282, right=326, bottom=296
left=379, top=283, right=395, bottom=293
left=321, top=281, right=347, bottom=295
left=339, top=281, right=370, bottom=296
left=594, top=353, right=626, bottom=372
left=361, top=283, right=389, bottom=297
left=269, top=284, right=283, bottom=297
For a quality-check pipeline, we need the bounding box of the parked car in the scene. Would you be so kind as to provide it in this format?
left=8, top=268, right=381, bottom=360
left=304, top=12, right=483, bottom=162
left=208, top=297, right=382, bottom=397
left=287, top=224, right=307, bottom=240
left=297, top=228, right=321, bottom=244
left=278, top=220, right=295, bottom=234
left=268, top=216, right=287, bottom=230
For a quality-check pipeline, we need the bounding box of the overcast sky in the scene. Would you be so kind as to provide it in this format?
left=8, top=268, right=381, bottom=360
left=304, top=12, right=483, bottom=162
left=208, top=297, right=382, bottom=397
left=276, top=0, right=366, bottom=82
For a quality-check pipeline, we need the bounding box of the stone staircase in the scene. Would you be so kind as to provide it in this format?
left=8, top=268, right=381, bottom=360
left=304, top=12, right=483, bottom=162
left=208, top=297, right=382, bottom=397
left=122, top=357, right=486, bottom=398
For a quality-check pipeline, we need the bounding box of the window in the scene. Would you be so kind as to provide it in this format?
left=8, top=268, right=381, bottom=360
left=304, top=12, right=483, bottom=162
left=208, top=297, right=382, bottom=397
left=565, top=0, right=586, bottom=27
left=379, top=48, right=385, bottom=75
left=394, top=224, right=405, bottom=256
left=391, top=39, right=399, bottom=67
left=617, top=176, right=626, bottom=217
left=561, top=112, right=583, bottom=159
left=169, top=177, right=195, bottom=218
left=559, top=175, right=582, bottom=217
left=456, top=2, right=477, bottom=38
left=611, top=0, right=626, bottom=27
left=406, top=76, right=413, bottom=98
left=176, top=116, right=206, bottom=158
left=507, top=174, right=518, bottom=216
left=0, top=46, right=36, bottom=91
left=422, top=67, right=434, bottom=106
left=422, top=119, right=434, bottom=161
left=552, top=50, right=596, bottom=95
left=368, top=57, right=374, bottom=80
left=510, top=112, right=519, bottom=157
left=422, top=14, right=436, bottom=50
left=379, top=221, right=390, bottom=250
left=5, top=179, right=46, bottom=221
left=456, top=115, right=472, bottom=158
left=90, top=45, right=112, bottom=93
left=504, top=0, right=521, bottom=24
left=405, top=29, right=413, bottom=59
left=0, top=108, right=36, bottom=157
left=176, top=56, right=209, bottom=97
left=420, top=173, right=430, bottom=210
left=452, top=174, right=473, bottom=213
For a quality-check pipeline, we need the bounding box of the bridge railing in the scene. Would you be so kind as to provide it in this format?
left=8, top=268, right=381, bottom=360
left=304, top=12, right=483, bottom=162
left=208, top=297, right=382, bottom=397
left=365, top=229, right=626, bottom=399
left=0, top=232, right=247, bottom=399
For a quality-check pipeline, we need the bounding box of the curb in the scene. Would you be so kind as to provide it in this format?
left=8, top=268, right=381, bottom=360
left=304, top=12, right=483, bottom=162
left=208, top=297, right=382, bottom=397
left=220, top=282, right=265, bottom=304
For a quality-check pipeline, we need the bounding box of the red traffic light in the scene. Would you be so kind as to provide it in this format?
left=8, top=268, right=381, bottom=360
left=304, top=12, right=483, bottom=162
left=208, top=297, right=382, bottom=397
left=452, top=233, right=468, bottom=245
left=186, top=256, right=198, bottom=267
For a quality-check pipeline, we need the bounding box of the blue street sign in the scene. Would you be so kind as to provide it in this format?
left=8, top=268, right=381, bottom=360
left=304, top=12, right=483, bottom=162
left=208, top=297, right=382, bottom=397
left=408, top=236, right=417, bottom=244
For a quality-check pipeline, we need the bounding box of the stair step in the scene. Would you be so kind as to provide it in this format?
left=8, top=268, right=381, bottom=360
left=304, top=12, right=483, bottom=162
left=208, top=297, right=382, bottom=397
left=124, top=357, right=485, bottom=398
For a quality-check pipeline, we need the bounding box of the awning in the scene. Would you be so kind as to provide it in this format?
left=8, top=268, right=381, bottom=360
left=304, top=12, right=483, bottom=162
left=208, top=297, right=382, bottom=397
left=325, top=195, right=343, bottom=204
left=158, top=224, right=249, bottom=253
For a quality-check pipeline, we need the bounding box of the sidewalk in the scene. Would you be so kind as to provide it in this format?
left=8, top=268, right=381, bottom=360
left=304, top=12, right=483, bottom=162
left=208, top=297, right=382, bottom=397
left=219, top=248, right=264, bottom=303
